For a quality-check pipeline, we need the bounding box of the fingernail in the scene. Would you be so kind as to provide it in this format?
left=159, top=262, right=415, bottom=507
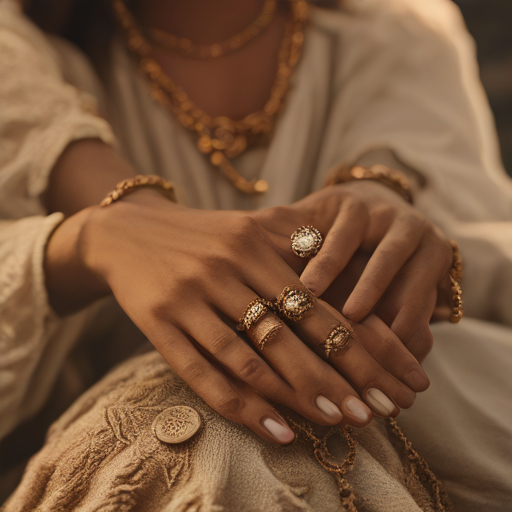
left=344, top=396, right=372, bottom=422
left=406, top=368, right=430, bottom=391
left=316, top=395, right=343, bottom=421
left=262, top=417, right=295, bottom=444
left=366, top=388, right=396, bottom=417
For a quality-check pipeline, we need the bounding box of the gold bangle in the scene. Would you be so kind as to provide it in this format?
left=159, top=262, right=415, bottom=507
left=325, top=164, right=413, bottom=204
left=100, top=175, right=177, bottom=206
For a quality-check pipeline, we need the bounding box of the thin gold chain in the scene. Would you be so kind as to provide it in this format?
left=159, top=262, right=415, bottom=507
left=112, top=0, right=309, bottom=195
left=148, top=0, right=278, bottom=60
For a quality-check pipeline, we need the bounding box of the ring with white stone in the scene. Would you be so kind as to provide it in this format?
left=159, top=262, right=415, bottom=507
left=322, top=325, right=353, bottom=358
left=275, top=286, right=315, bottom=322
left=237, top=298, right=275, bottom=331
left=291, top=225, right=323, bottom=258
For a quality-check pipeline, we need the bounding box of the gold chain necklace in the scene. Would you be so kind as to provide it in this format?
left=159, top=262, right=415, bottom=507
left=112, top=0, right=309, bottom=195
left=148, top=0, right=278, bottom=60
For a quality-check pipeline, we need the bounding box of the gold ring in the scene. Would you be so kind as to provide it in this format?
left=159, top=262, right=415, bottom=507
left=322, top=325, right=353, bottom=358
left=291, top=225, right=323, bottom=258
left=275, top=286, right=315, bottom=322
left=237, top=298, right=275, bottom=331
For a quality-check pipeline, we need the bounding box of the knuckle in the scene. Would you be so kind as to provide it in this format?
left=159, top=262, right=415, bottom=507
left=181, top=361, right=208, bottom=382
left=231, top=215, right=262, bottom=241
left=208, top=331, right=240, bottom=356
left=238, top=357, right=266, bottom=382
left=216, top=393, right=244, bottom=418
left=373, top=204, right=397, bottom=225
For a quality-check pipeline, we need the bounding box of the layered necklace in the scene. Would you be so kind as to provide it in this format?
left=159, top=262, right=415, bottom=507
left=112, top=0, right=309, bottom=195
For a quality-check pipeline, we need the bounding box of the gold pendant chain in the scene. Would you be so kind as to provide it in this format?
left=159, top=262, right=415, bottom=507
left=112, top=0, right=309, bottom=195
left=148, top=0, right=278, bottom=60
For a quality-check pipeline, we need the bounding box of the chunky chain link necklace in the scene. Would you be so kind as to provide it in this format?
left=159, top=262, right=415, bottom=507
left=112, top=0, right=309, bottom=195
left=148, top=0, right=278, bottom=60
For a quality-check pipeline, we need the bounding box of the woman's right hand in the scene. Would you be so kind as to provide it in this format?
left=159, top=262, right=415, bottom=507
left=46, top=189, right=421, bottom=444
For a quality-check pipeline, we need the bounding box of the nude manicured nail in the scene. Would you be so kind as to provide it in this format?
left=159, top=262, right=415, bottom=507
left=316, top=395, right=343, bottom=420
left=365, top=388, right=396, bottom=417
left=344, top=397, right=372, bottom=422
left=262, top=418, right=295, bottom=444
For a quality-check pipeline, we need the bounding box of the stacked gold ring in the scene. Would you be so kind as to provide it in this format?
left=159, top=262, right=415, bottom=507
left=274, top=286, right=315, bottom=322
left=237, top=298, right=275, bottom=331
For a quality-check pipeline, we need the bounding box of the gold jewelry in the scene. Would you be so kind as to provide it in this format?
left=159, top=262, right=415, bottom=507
left=449, top=239, right=462, bottom=283
left=323, top=325, right=352, bottom=358
left=275, top=286, right=315, bottom=322
left=291, top=225, right=323, bottom=258
left=257, top=323, right=282, bottom=351
left=101, top=175, right=177, bottom=206
left=286, top=419, right=357, bottom=510
left=112, top=0, right=309, bottom=195
left=449, top=275, right=463, bottom=324
left=148, top=0, right=277, bottom=60
left=326, top=164, right=413, bottom=204
left=237, top=298, right=275, bottom=331
left=448, top=240, right=463, bottom=323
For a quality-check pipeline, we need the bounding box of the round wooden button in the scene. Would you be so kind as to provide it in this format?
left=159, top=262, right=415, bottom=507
left=153, top=406, right=202, bottom=444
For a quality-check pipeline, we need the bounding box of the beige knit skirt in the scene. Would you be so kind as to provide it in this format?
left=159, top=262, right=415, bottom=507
left=3, top=349, right=453, bottom=512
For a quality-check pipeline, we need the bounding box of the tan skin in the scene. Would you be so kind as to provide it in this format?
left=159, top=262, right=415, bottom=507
left=44, top=0, right=452, bottom=445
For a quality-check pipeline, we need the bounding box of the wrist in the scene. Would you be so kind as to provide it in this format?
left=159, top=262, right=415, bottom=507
left=45, top=206, right=112, bottom=316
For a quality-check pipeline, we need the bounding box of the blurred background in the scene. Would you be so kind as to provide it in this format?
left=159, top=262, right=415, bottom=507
left=454, top=0, right=512, bottom=176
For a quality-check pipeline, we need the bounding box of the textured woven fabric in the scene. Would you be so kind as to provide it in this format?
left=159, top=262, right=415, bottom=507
left=4, top=350, right=451, bottom=512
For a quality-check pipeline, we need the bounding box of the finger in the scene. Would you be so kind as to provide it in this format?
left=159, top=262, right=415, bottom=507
left=342, top=214, right=424, bottom=322
left=247, top=255, right=416, bottom=417
left=151, top=322, right=295, bottom=445
left=178, top=305, right=295, bottom=402
left=290, top=298, right=418, bottom=415
left=211, top=283, right=372, bottom=428
left=300, top=197, right=369, bottom=296
left=375, top=253, right=446, bottom=362
left=357, top=314, right=430, bottom=392
left=377, top=280, right=437, bottom=363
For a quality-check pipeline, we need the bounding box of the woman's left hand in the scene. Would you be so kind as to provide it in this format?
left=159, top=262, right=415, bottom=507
left=252, top=180, right=454, bottom=363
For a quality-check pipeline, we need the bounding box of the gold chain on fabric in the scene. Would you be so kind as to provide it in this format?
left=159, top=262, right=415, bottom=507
left=287, top=417, right=454, bottom=512
left=388, top=418, right=454, bottom=512
left=112, top=0, right=309, bottom=195
left=286, top=419, right=358, bottom=512
left=148, top=0, right=277, bottom=60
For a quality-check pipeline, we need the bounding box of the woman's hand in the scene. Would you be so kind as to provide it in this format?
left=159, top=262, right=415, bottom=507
left=252, top=180, right=454, bottom=363
left=46, top=189, right=424, bottom=444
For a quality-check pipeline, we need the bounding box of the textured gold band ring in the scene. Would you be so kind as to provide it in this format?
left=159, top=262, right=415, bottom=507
left=291, top=225, right=323, bottom=258
left=237, top=298, right=275, bottom=331
left=274, top=286, right=315, bottom=322
left=322, top=325, right=353, bottom=358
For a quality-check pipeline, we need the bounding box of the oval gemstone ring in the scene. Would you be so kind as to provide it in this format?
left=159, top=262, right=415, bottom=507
left=291, top=225, right=323, bottom=258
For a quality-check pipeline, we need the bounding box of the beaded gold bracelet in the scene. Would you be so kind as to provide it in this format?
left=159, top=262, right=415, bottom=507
left=325, top=164, right=413, bottom=204
left=101, top=175, right=177, bottom=206
left=448, top=239, right=463, bottom=323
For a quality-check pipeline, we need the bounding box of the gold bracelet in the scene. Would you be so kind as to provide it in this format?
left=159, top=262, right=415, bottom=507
left=448, top=239, right=463, bottom=323
left=100, top=175, right=177, bottom=206
left=325, top=164, right=413, bottom=204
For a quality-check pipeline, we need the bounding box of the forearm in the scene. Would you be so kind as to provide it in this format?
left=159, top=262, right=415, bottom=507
left=42, top=138, right=160, bottom=314
left=42, top=139, right=136, bottom=216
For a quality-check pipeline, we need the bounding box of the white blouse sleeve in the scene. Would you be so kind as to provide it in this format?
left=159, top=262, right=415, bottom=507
left=313, top=0, right=512, bottom=325
left=0, top=1, right=115, bottom=438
